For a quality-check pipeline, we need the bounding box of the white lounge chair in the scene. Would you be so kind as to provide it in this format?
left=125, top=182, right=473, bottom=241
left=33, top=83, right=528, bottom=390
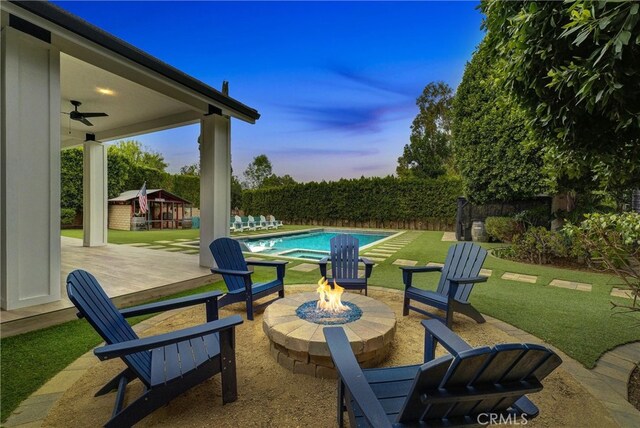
left=248, top=215, right=263, bottom=230
left=269, top=215, right=283, bottom=229
left=260, top=215, right=274, bottom=229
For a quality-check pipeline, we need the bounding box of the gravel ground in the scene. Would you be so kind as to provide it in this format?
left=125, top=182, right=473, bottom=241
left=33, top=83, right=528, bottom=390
left=44, top=286, right=616, bottom=427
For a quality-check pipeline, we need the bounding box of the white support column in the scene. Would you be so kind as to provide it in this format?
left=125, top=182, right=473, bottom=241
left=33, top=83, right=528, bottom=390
left=199, top=114, right=231, bottom=267
left=83, top=141, right=108, bottom=247
left=1, top=27, right=61, bottom=310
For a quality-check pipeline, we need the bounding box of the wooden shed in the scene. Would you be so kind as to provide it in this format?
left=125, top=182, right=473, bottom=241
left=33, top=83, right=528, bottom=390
left=108, top=189, right=192, bottom=231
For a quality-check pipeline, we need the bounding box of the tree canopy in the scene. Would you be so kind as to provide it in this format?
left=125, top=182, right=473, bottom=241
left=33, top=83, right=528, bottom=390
left=108, top=140, right=168, bottom=172
left=451, top=41, right=548, bottom=204
left=481, top=0, right=640, bottom=191
left=243, top=154, right=273, bottom=189
left=397, top=82, right=454, bottom=179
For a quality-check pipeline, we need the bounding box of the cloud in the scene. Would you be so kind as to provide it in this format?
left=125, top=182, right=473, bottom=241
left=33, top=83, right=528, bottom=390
left=269, top=147, right=377, bottom=157
left=328, top=64, right=416, bottom=97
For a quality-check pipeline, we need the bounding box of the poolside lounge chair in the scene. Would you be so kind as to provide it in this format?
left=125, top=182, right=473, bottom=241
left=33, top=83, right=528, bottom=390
left=210, top=237, right=288, bottom=320
left=67, top=269, right=243, bottom=428
left=241, top=216, right=256, bottom=231
left=268, top=215, right=283, bottom=228
left=401, top=242, right=488, bottom=327
left=230, top=216, right=244, bottom=233
left=324, top=319, right=562, bottom=428
left=248, top=215, right=263, bottom=230
left=259, top=215, right=273, bottom=229
left=319, top=233, right=374, bottom=295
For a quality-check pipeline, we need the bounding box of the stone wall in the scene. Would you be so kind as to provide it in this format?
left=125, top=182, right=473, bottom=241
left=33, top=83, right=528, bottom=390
left=108, top=204, right=131, bottom=231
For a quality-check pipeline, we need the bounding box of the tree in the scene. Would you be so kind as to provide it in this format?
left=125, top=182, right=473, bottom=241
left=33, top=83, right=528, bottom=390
left=262, top=174, right=297, bottom=188
left=481, top=0, right=640, bottom=193
left=451, top=41, right=548, bottom=204
left=243, top=154, right=273, bottom=189
left=397, top=82, right=454, bottom=179
left=179, top=163, right=199, bottom=176
left=108, top=140, right=168, bottom=171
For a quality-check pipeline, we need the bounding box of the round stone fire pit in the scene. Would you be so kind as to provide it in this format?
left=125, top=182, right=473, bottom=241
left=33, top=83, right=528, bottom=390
left=263, top=291, right=396, bottom=378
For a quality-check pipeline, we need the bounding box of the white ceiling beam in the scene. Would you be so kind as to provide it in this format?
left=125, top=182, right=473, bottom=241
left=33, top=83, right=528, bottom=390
left=95, top=110, right=201, bottom=142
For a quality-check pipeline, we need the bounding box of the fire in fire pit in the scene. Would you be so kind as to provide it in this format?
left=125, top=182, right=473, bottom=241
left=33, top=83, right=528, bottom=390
left=295, top=278, right=362, bottom=325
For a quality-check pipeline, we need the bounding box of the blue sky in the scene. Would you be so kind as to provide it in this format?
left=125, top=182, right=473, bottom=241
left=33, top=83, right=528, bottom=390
left=55, top=1, right=484, bottom=181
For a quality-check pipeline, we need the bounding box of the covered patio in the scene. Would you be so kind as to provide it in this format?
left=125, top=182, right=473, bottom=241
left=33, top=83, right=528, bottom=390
left=0, top=237, right=216, bottom=337
left=1, top=1, right=259, bottom=312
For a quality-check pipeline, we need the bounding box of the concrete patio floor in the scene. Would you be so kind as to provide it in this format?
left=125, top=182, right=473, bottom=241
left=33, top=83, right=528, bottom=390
left=0, top=237, right=216, bottom=337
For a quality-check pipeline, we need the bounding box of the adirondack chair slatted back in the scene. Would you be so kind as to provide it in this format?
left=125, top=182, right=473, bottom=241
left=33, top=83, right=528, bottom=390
left=436, top=242, right=487, bottom=302
left=210, top=237, right=251, bottom=292
left=66, top=270, right=152, bottom=385
left=397, top=344, right=561, bottom=424
left=330, top=234, right=360, bottom=280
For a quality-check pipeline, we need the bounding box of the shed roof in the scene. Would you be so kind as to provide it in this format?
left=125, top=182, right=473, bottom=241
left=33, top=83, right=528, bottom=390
left=109, top=189, right=191, bottom=204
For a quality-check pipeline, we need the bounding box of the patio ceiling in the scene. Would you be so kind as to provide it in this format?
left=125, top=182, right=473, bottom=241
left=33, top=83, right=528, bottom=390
left=60, top=53, right=199, bottom=147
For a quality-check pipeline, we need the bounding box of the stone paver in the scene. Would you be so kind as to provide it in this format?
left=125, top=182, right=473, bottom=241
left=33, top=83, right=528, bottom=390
left=175, top=238, right=192, bottom=241
left=480, top=268, right=492, bottom=277
left=549, top=279, right=592, bottom=292
left=392, top=259, right=418, bottom=267
left=611, top=288, right=635, bottom=299
left=364, top=257, right=386, bottom=262
left=426, top=262, right=444, bottom=268
left=289, top=263, right=319, bottom=272
left=441, top=232, right=457, bottom=242
left=364, top=252, right=392, bottom=257
left=145, top=245, right=168, bottom=250
left=154, top=240, right=173, bottom=244
left=161, top=247, right=186, bottom=252
left=501, top=272, right=537, bottom=284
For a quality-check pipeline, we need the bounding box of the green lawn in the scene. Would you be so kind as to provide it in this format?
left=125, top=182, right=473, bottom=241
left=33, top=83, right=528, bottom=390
left=61, top=224, right=314, bottom=245
left=3, top=228, right=638, bottom=422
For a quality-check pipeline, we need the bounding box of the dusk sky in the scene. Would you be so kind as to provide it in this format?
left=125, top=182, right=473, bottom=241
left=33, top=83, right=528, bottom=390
left=55, top=1, right=485, bottom=182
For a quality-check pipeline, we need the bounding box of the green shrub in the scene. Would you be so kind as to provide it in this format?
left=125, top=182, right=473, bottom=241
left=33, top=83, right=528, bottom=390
left=507, top=227, right=571, bottom=265
left=485, top=216, right=522, bottom=243
left=60, top=208, right=76, bottom=225
left=242, top=176, right=462, bottom=225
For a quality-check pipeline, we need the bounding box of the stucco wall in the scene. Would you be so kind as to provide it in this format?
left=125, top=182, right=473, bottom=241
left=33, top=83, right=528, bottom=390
left=109, top=205, right=131, bottom=231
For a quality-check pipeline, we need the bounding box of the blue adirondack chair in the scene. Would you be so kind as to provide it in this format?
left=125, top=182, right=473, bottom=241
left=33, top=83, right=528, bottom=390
left=319, top=234, right=374, bottom=295
left=66, top=270, right=243, bottom=428
left=209, top=237, right=288, bottom=320
left=325, top=319, right=562, bottom=428
left=401, top=242, right=488, bottom=327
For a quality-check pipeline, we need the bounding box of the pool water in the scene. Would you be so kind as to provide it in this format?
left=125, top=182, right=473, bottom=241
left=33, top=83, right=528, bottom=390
left=240, top=230, right=393, bottom=259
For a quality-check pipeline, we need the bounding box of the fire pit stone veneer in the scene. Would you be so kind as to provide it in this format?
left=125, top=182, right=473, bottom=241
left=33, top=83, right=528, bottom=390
left=262, top=291, right=397, bottom=378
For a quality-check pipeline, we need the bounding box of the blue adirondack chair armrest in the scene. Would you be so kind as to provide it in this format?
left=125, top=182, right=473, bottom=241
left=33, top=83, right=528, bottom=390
left=400, top=265, right=443, bottom=289
left=359, top=257, right=374, bottom=278
left=318, top=257, right=329, bottom=277
left=94, top=315, right=244, bottom=361
left=211, top=267, right=253, bottom=277
left=421, top=319, right=473, bottom=362
left=446, top=275, right=488, bottom=300
left=324, top=327, right=393, bottom=428
left=246, top=260, right=288, bottom=279
left=119, top=290, right=222, bottom=319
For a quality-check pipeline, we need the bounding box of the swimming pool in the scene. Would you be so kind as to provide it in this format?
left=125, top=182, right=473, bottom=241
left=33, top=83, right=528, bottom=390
left=240, top=229, right=395, bottom=260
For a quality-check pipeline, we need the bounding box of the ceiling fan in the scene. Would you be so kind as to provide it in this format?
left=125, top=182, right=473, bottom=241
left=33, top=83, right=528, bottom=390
left=62, top=100, right=108, bottom=126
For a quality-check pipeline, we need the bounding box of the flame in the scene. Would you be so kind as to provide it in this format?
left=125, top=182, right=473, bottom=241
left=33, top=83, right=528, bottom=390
left=316, top=277, right=349, bottom=312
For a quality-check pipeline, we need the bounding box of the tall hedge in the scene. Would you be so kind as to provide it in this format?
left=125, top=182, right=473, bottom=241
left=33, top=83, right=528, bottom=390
left=241, top=176, right=462, bottom=226
left=452, top=40, right=548, bottom=204
left=61, top=148, right=200, bottom=211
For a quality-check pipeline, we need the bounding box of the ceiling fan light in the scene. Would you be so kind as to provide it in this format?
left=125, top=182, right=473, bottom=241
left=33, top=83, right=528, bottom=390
left=96, top=87, right=115, bottom=96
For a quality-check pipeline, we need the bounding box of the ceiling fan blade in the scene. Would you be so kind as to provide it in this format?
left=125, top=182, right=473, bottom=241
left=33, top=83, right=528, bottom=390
left=80, top=117, right=94, bottom=126
left=81, top=112, right=108, bottom=118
